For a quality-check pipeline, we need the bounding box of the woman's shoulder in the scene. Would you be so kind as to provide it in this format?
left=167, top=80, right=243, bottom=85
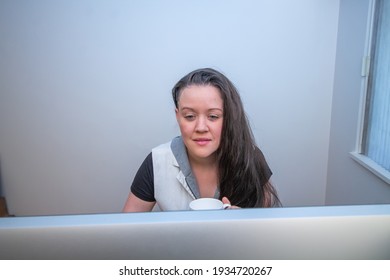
left=253, top=145, right=266, bottom=159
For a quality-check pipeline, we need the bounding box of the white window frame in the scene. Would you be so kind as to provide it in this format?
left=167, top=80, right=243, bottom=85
left=350, top=0, right=390, bottom=185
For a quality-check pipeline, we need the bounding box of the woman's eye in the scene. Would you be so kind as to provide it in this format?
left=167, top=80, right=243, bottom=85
left=184, top=115, right=195, bottom=120
left=209, top=115, right=220, bottom=121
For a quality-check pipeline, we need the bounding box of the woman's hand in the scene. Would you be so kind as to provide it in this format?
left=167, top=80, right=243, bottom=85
left=222, top=197, right=241, bottom=209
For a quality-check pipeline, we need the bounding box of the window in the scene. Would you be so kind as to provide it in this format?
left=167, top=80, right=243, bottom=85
left=351, top=0, right=390, bottom=184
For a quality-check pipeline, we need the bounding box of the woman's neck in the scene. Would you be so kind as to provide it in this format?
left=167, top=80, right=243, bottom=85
left=187, top=151, right=217, bottom=168
left=188, top=155, right=219, bottom=198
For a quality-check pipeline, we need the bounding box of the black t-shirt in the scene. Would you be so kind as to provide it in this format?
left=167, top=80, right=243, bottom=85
left=131, top=148, right=272, bottom=202
left=131, top=152, right=155, bottom=202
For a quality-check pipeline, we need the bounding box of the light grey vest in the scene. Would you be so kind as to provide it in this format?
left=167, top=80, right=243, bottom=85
left=151, top=137, right=197, bottom=211
left=151, top=136, right=220, bottom=211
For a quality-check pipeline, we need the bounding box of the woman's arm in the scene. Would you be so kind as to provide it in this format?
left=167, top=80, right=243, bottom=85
left=263, top=180, right=282, bottom=207
left=123, top=153, right=156, bottom=212
left=122, top=192, right=156, bottom=212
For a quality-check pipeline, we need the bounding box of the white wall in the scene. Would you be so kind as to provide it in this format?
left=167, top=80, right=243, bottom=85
left=326, top=0, right=390, bottom=204
left=0, top=0, right=340, bottom=216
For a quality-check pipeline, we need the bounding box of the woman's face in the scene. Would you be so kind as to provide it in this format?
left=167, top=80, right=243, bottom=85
left=176, top=85, right=224, bottom=163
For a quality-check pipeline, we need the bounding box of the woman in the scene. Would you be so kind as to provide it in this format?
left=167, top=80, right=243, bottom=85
left=123, top=68, right=280, bottom=212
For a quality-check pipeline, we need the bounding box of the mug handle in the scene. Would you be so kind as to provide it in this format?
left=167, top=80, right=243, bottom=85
left=223, top=203, right=231, bottom=209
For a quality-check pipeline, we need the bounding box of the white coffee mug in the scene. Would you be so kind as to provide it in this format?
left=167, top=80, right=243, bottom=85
left=189, top=198, right=231, bottom=210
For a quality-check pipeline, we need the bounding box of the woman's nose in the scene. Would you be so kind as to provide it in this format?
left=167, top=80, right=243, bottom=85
left=195, top=116, right=209, bottom=132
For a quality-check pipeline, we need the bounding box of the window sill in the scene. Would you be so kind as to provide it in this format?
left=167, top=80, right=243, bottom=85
left=350, top=152, right=390, bottom=185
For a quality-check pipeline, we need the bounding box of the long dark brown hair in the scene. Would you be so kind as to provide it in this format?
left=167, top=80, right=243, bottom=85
left=172, top=68, right=280, bottom=207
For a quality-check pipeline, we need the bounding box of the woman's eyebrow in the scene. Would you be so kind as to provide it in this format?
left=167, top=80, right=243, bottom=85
left=180, top=107, right=223, bottom=112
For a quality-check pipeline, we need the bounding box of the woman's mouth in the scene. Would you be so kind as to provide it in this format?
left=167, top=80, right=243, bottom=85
left=194, top=138, right=211, bottom=146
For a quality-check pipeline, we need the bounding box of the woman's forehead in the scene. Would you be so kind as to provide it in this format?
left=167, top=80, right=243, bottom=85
left=178, top=85, right=223, bottom=107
